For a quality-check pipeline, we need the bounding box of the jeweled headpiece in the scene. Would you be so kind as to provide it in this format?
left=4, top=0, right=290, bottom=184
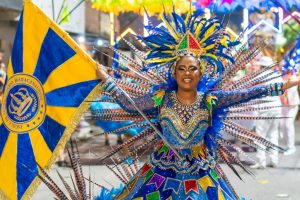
left=139, top=8, right=238, bottom=74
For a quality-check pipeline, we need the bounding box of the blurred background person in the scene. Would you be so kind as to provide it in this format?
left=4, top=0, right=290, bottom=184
left=250, top=56, right=283, bottom=169
left=0, top=49, right=6, bottom=75
left=280, top=70, right=300, bottom=156
left=234, top=63, right=257, bottom=164
left=0, top=49, right=6, bottom=103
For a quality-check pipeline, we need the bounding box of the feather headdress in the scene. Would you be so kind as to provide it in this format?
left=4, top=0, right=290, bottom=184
left=140, top=8, right=238, bottom=76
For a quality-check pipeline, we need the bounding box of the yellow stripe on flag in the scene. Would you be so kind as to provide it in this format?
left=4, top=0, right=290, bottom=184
left=6, top=59, right=13, bottom=78
left=29, top=130, right=52, bottom=168
left=43, top=54, right=98, bottom=94
left=46, top=106, right=77, bottom=126
left=23, top=2, right=49, bottom=75
left=0, top=133, right=17, bottom=200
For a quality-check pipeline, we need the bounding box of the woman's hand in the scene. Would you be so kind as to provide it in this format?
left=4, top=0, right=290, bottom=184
left=96, top=64, right=108, bottom=82
left=282, top=75, right=300, bottom=90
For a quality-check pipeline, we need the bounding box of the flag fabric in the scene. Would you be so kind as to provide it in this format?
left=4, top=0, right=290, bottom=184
left=0, top=1, right=100, bottom=199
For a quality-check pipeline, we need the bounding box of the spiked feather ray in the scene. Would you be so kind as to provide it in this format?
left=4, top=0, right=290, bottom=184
left=97, top=128, right=155, bottom=162
left=36, top=164, right=69, bottom=200
left=221, top=126, right=267, bottom=152
left=105, top=163, right=127, bottom=184
left=215, top=164, right=240, bottom=200
left=38, top=141, right=124, bottom=200
left=217, top=141, right=253, bottom=176
left=67, top=149, right=86, bottom=200
left=218, top=138, right=256, bottom=163
left=116, top=137, right=157, bottom=165
left=69, top=173, right=81, bottom=198
left=37, top=174, right=68, bottom=200
left=111, top=158, right=129, bottom=183
left=229, top=99, right=275, bottom=108
left=225, top=121, right=284, bottom=151
left=121, top=37, right=146, bottom=60
left=56, top=170, right=77, bottom=200
left=229, top=105, right=287, bottom=114
left=217, top=148, right=243, bottom=180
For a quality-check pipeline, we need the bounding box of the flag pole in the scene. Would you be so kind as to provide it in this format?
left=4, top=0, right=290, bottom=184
left=58, top=0, right=85, bottom=25
left=51, top=0, right=55, bottom=20
left=55, top=0, right=66, bottom=23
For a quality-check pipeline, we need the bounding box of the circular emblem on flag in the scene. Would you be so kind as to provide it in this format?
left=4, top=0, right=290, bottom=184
left=1, top=74, right=46, bottom=132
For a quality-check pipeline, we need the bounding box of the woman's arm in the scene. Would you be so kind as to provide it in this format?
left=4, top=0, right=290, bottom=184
left=100, top=76, right=159, bottom=114
left=211, top=83, right=284, bottom=108
left=97, top=64, right=159, bottom=114
left=211, top=74, right=300, bottom=108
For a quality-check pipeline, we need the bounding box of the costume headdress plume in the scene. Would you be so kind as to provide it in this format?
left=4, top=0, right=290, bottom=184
left=138, top=7, right=238, bottom=76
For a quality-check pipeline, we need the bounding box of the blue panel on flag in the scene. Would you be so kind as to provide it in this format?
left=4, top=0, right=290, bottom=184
left=0, top=124, right=10, bottom=157
left=38, top=115, right=65, bottom=152
left=45, top=80, right=99, bottom=107
left=17, top=134, right=38, bottom=200
left=33, top=28, right=76, bottom=84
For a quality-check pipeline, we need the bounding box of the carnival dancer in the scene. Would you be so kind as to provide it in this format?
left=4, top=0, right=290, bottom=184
left=94, top=8, right=300, bottom=200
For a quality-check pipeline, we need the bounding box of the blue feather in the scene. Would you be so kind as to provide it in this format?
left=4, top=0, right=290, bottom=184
left=171, top=10, right=186, bottom=35
left=147, top=51, right=174, bottom=59
left=188, top=10, right=205, bottom=28
left=95, top=184, right=124, bottom=200
left=217, top=52, right=235, bottom=64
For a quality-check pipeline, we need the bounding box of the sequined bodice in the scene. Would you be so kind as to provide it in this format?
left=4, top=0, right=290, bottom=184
left=151, top=91, right=214, bottom=173
left=159, top=91, right=209, bottom=148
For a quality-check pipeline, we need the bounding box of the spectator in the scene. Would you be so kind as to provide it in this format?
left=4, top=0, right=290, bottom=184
left=0, top=49, right=6, bottom=103
left=250, top=56, right=282, bottom=168
left=280, top=73, right=300, bottom=155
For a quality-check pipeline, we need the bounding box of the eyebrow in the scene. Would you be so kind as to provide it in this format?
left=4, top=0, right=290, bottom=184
left=177, top=65, right=199, bottom=68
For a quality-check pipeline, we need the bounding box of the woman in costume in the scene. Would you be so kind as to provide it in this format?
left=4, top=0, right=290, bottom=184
left=94, top=9, right=300, bottom=200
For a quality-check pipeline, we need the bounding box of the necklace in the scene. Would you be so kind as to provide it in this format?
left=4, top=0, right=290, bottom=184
left=176, top=92, right=199, bottom=107
left=171, top=91, right=202, bottom=124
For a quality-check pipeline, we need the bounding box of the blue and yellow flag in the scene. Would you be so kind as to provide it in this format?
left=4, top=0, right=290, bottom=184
left=0, top=1, right=100, bottom=199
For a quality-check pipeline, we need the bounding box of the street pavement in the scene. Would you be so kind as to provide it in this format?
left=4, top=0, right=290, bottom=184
left=32, top=122, right=300, bottom=200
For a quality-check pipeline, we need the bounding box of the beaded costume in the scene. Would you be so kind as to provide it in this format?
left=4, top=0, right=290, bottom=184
left=92, top=8, right=285, bottom=200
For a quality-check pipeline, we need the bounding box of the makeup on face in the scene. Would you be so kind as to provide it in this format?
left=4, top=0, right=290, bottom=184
left=174, top=56, right=202, bottom=91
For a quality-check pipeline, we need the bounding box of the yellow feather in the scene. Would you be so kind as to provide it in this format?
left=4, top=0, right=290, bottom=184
left=204, top=53, right=218, bottom=60
left=147, top=57, right=177, bottom=63
left=185, top=9, right=191, bottom=25
left=156, top=90, right=165, bottom=98
left=151, top=43, right=160, bottom=48
left=200, top=24, right=216, bottom=44
left=203, top=44, right=215, bottom=51
left=220, top=37, right=228, bottom=48
left=195, top=21, right=205, bottom=38
left=161, top=50, right=174, bottom=54
left=163, top=44, right=175, bottom=49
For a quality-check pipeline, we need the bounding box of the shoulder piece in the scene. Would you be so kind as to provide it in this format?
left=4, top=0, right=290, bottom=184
left=152, top=90, right=166, bottom=107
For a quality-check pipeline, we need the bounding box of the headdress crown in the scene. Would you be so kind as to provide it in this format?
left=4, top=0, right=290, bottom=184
left=176, top=32, right=204, bottom=56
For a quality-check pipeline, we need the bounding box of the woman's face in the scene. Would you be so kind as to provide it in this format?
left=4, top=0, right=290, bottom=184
left=174, top=56, right=202, bottom=91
